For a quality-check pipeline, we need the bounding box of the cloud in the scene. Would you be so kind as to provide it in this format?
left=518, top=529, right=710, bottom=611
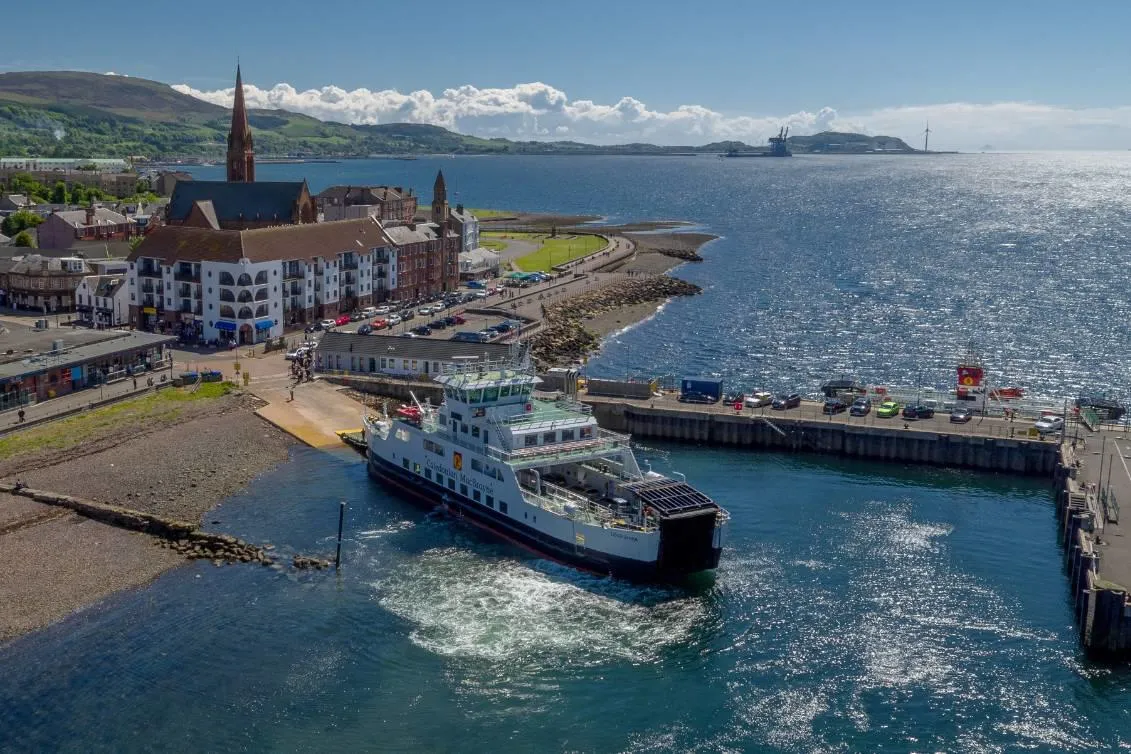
left=171, top=79, right=1131, bottom=150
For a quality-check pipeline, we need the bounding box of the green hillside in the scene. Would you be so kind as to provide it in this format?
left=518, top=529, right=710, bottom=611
left=0, top=71, right=916, bottom=159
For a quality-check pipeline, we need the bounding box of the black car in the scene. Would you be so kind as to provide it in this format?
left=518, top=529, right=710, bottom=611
left=949, top=407, right=972, bottom=423
left=429, top=320, right=447, bottom=330
left=772, top=393, right=802, bottom=410
left=849, top=397, right=872, bottom=416
left=902, top=404, right=935, bottom=420
left=822, top=398, right=848, bottom=415
left=304, top=322, right=323, bottom=333
left=678, top=391, right=716, bottom=404
left=401, top=309, right=415, bottom=321
left=412, top=325, right=433, bottom=336
left=357, top=323, right=373, bottom=335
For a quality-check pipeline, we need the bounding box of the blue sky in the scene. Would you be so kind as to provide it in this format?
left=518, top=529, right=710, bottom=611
left=4, top=0, right=1131, bottom=148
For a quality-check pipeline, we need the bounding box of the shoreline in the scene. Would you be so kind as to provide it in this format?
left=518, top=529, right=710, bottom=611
left=0, top=390, right=297, bottom=644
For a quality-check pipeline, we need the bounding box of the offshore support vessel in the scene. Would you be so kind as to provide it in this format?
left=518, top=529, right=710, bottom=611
left=362, top=352, right=728, bottom=581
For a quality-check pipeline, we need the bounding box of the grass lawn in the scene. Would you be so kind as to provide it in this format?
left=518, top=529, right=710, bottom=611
left=469, top=208, right=516, bottom=219
left=0, top=382, right=234, bottom=461
left=481, top=231, right=545, bottom=241
left=514, top=234, right=607, bottom=272
left=481, top=240, right=508, bottom=252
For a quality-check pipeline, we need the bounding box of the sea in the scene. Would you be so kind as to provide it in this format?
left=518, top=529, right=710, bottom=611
left=3, top=154, right=1131, bottom=752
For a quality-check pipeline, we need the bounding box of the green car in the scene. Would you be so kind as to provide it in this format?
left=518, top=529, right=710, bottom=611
left=876, top=400, right=901, bottom=418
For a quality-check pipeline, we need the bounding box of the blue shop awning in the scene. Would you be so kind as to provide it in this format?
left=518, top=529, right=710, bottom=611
left=215, top=320, right=237, bottom=332
left=254, top=319, right=274, bottom=331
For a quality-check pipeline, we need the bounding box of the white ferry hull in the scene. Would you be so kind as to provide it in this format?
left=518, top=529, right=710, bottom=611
left=365, top=446, right=722, bottom=582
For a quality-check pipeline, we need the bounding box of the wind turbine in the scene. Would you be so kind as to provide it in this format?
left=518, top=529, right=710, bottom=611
left=923, top=121, right=931, bottom=153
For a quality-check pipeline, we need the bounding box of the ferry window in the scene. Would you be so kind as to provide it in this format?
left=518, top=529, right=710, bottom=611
left=402, top=359, right=409, bottom=370
left=543, top=431, right=556, bottom=444
left=460, top=484, right=468, bottom=497
left=484, top=386, right=499, bottom=402
left=483, top=431, right=489, bottom=445
left=468, top=389, right=483, bottom=403
left=381, top=358, right=387, bottom=368
left=524, top=512, right=528, bottom=519
left=499, top=385, right=511, bottom=398
left=402, top=458, right=410, bottom=469
left=580, top=426, right=593, bottom=439
left=499, top=501, right=508, bottom=514
left=486, top=495, right=494, bottom=508
left=461, top=423, right=468, bottom=434
left=450, top=412, right=463, bottom=422
left=411, top=360, right=418, bottom=371
left=473, top=489, right=481, bottom=502
left=413, top=462, right=421, bottom=474
left=433, top=362, right=440, bottom=374
left=524, top=434, right=538, bottom=447
left=561, top=429, right=575, bottom=441
left=447, top=478, right=455, bottom=491
left=425, top=468, right=432, bottom=480
left=471, top=459, right=483, bottom=472
left=471, top=426, right=480, bottom=438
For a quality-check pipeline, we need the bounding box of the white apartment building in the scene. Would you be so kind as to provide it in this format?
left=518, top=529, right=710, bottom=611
left=126, top=219, right=397, bottom=344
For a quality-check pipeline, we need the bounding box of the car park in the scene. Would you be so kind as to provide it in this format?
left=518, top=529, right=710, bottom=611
left=1035, top=415, right=1065, bottom=434
left=823, top=397, right=848, bottom=415
left=876, top=400, right=900, bottom=418
left=772, top=393, right=802, bottom=410
left=849, top=397, right=872, bottom=416
left=950, top=407, right=972, bottom=423
left=902, top=404, right=935, bottom=420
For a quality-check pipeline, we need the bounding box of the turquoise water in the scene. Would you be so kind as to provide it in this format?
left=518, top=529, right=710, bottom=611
left=5, top=445, right=1127, bottom=752
left=3, top=154, right=1131, bottom=751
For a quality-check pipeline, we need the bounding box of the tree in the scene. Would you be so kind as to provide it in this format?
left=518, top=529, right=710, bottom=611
left=128, top=236, right=144, bottom=251
left=12, top=230, right=36, bottom=248
left=1, top=210, right=44, bottom=237
left=7, top=172, right=48, bottom=202
left=51, top=180, right=68, bottom=204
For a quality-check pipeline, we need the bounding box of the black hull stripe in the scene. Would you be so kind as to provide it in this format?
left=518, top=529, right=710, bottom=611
left=367, top=453, right=673, bottom=581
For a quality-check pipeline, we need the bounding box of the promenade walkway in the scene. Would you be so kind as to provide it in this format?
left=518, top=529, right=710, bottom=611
left=1073, top=429, right=1131, bottom=590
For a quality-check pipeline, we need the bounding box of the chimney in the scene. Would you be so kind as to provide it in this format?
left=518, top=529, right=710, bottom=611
left=456, top=203, right=464, bottom=214
left=85, top=206, right=95, bottom=226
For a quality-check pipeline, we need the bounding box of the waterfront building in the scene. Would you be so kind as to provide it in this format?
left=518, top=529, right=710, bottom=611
left=447, top=204, right=480, bottom=254
left=127, top=219, right=393, bottom=342
left=0, top=254, right=95, bottom=312
left=315, top=332, right=512, bottom=379
left=317, top=185, right=418, bottom=225
left=74, top=272, right=130, bottom=328
left=382, top=221, right=460, bottom=300
left=458, top=247, right=500, bottom=280
left=0, top=328, right=173, bottom=410
left=36, top=206, right=134, bottom=250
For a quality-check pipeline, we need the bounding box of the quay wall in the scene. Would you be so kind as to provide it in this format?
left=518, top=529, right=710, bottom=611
left=584, top=401, right=1059, bottom=475
left=1055, top=449, right=1131, bottom=659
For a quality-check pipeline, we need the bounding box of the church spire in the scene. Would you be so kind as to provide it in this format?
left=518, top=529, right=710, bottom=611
left=226, top=64, right=255, bottom=183
left=431, top=169, right=449, bottom=224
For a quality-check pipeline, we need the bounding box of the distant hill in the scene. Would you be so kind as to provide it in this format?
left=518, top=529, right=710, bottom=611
left=0, top=71, right=917, bottom=159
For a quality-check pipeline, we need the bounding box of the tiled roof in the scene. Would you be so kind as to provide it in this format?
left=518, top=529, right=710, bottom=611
left=168, top=181, right=309, bottom=224
left=53, top=207, right=129, bottom=228
left=316, top=185, right=411, bottom=204
left=190, top=200, right=220, bottom=230
left=317, top=332, right=512, bottom=362
left=129, top=219, right=394, bottom=265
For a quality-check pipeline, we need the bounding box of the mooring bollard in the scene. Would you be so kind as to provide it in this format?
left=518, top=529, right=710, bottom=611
left=335, top=500, right=345, bottom=570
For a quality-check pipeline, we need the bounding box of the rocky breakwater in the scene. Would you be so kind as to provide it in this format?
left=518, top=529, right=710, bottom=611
left=0, top=483, right=330, bottom=569
left=531, top=275, right=701, bottom=367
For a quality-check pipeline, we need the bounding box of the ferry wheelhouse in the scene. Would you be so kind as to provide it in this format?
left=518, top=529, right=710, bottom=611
left=363, top=355, right=728, bottom=581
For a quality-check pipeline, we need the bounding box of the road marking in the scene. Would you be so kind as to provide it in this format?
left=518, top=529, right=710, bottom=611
left=1115, top=438, right=1131, bottom=485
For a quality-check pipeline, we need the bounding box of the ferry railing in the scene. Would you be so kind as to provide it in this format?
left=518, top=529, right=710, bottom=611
left=485, top=428, right=632, bottom=466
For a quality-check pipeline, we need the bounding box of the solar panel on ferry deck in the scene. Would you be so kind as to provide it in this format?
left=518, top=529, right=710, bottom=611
left=625, top=479, right=716, bottom=514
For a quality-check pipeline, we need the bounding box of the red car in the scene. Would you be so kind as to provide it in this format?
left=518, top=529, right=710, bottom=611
left=452, top=315, right=466, bottom=325
left=335, top=314, right=351, bottom=327
left=372, top=318, right=388, bottom=329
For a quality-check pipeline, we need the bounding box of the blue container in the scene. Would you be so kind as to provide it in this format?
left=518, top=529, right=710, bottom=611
left=680, top=377, right=723, bottom=402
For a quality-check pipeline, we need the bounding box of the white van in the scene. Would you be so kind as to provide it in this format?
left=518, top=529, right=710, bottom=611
left=361, top=306, right=377, bottom=318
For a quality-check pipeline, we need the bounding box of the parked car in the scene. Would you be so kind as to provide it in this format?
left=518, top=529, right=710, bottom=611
left=772, top=393, right=802, bottom=410
left=902, top=404, right=935, bottom=420
left=361, top=306, right=378, bottom=318
left=452, top=315, right=467, bottom=325
left=357, top=324, right=373, bottom=335
left=950, top=407, right=972, bottom=423
left=418, top=306, right=435, bottom=317
left=334, top=314, right=351, bottom=327
left=876, top=400, right=900, bottom=418
left=371, top=318, right=388, bottom=330
left=304, top=322, right=323, bottom=334
left=400, top=310, right=415, bottom=321
left=412, top=325, right=433, bottom=336
left=823, top=397, right=848, bottom=415
left=387, top=314, right=402, bottom=326
left=428, top=320, right=447, bottom=330
left=466, top=280, right=486, bottom=289
left=320, top=318, right=337, bottom=330
left=679, top=392, right=716, bottom=405
left=1035, top=415, right=1065, bottom=434
left=849, top=397, right=872, bottom=416
left=744, top=391, right=773, bottom=408
left=374, top=305, right=391, bottom=315
left=350, top=312, right=366, bottom=322
left=400, top=332, right=418, bottom=338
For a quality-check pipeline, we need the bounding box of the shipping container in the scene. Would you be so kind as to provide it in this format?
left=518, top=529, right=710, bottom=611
left=679, top=377, right=723, bottom=403
left=586, top=378, right=656, bottom=400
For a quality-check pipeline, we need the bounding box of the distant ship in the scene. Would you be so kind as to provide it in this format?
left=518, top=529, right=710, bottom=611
left=362, top=351, right=728, bottom=581
left=723, top=126, right=792, bottom=158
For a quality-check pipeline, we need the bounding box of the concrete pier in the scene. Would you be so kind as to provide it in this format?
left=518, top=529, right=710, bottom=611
left=581, top=394, right=1060, bottom=475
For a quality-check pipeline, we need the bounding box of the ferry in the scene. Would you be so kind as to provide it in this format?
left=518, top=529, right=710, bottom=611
left=362, top=352, right=728, bottom=582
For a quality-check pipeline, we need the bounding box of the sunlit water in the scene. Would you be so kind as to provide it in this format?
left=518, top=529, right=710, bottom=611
left=3, top=155, right=1131, bottom=751
left=1, top=446, right=1129, bottom=752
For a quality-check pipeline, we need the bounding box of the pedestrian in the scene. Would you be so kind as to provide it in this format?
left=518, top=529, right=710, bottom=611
left=133, top=377, right=138, bottom=389
left=289, top=387, right=294, bottom=402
